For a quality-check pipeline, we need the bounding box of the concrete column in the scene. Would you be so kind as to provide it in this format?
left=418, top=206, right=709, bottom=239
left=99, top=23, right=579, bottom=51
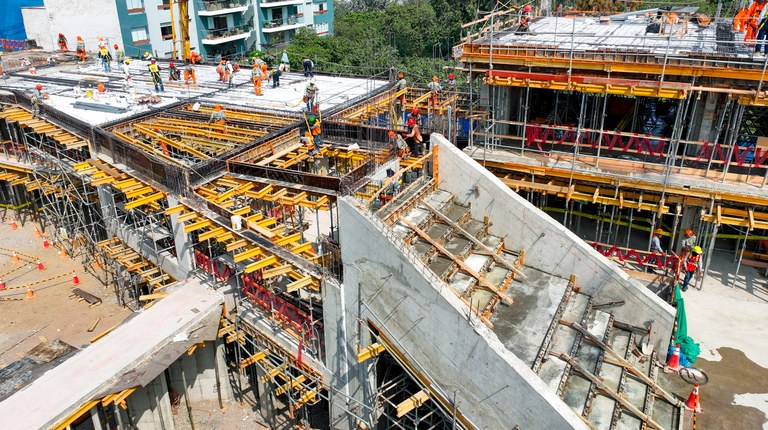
left=675, top=206, right=699, bottom=253
left=96, top=186, right=118, bottom=237
left=125, top=374, right=174, bottom=430
left=89, top=406, right=103, bottom=430
left=691, top=92, right=720, bottom=148
left=167, top=195, right=195, bottom=277
left=253, top=364, right=277, bottom=427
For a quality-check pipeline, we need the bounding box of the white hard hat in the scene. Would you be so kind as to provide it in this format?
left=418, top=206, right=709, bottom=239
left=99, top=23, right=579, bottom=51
left=192, top=102, right=200, bottom=112
left=309, top=78, right=316, bottom=85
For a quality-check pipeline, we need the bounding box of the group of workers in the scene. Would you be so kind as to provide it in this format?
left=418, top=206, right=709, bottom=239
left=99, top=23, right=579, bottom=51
left=650, top=228, right=703, bottom=291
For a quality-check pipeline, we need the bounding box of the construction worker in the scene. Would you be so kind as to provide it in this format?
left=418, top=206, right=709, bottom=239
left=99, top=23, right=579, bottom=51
left=98, top=44, right=112, bottom=72
left=168, top=62, right=180, bottom=81
left=681, top=229, right=697, bottom=253
left=184, top=62, right=197, bottom=85
left=252, top=63, right=264, bottom=95
left=389, top=130, right=409, bottom=159
left=403, top=117, right=423, bottom=156
left=395, top=72, right=407, bottom=119
left=217, top=60, right=226, bottom=82
left=680, top=246, right=703, bottom=291
left=756, top=10, right=768, bottom=56
left=409, top=107, right=421, bottom=125
left=76, top=36, right=86, bottom=63
left=271, top=65, right=282, bottom=88
left=446, top=73, right=457, bottom=92
left=189, top=51, right=201, bottom=64
left=31, top=84, right=47, bottom=118
left=648, top=228, right=666, bottom=272
left=57, top=33, right=68, bottom=51
left=300, top=132, right=317, bottom=155
left=148, top=59, right=164, bottom=92
left=0, top=53, right=6, bottom=78
left=307, top=115, right=322, bottom=147
left=114, top=44, right=124, bottom=65
left=143, top=51, right=153, bottom=61
left=123, top=59, right=132, bottom=87
left=427, top=76, right=442, bottom=108
left=517, top=5, right=532, bottom=33
left=302, top=58, right=314, bottom=77
left=209, top=104, right=227, bottom=132
left=226, top=60, right=236, bottom=88
left=745, top=0, right=768, bottom=44
left=304, top=78, right=318, bottom=112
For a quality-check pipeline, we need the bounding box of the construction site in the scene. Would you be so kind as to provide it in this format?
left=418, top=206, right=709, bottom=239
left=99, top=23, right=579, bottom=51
left=0, top=4, right=768, bottom=430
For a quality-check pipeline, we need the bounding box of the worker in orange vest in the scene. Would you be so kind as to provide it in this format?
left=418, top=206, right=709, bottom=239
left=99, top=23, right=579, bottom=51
left=427, top=75, right=442, bottom=108
left=216, top=60, right=226, bottom=82
left=252, top=63, right=265, bottom=95
left=209, top=104, right=227, bottom=133
left=57, top=33, right=68, bottom=51
left=680, top=246, right=703, bottom=291
left=745, top=0, right=768, bottom=44
left=75, top=36, right=86, bottom=63
left=184, top=62, right=196, bottom=85
left=189, top=51, right=201, bottom=64
left=308, top=115, right=322, bottom=147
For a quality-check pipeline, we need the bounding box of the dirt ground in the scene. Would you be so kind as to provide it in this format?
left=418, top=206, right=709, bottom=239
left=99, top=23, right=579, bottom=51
left=0, top=221, right=131, bottom=368
left=172, top=399, right=271, bottom=430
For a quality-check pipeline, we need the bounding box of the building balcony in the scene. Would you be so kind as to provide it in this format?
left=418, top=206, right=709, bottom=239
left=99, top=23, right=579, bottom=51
left=197, top=0, right=249, bottom=16
left=201, top=25, right=251, bottom=45
left=259, top=0, right=303, bottom=8
left=261, top=15, right=305, bottom=33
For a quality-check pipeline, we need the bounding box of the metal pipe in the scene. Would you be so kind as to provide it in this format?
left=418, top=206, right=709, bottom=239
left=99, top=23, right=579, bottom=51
left=732, top=227, right=750, bottom=288
left=180, top=361, right=196, bottom=430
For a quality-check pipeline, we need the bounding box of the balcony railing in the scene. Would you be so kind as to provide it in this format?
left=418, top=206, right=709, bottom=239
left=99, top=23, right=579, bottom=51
left=199, top=0, right=247, bottom=11
left=201, top=24, right=251, bottom=44
left=262, top=14, right=303, bottom=29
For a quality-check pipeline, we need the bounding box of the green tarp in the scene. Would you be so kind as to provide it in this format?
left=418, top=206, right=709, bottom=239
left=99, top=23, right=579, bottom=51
left=674, top=284, right=700, bottom=364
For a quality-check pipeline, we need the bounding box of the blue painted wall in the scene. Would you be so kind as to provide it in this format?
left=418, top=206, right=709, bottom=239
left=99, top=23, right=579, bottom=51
left=115, top=0, right=152, bottom=58
left=0, top=0, right=44, bottom=40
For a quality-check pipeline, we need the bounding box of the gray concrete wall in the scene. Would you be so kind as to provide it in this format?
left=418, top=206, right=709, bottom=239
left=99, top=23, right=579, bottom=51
left=125, top=373, right=174, bottom=430
left=334, top=198, right=587, bottom=430
left=434, top=134, right=676, bottom=349
left=168, top=340, right=234, bottom=403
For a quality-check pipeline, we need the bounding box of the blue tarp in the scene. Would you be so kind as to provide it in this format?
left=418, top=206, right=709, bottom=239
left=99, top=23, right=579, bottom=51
left=0, top=0, right=44, bottom=41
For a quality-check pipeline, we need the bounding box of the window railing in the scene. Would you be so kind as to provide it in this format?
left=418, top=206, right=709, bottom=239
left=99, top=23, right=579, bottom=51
left=202, top=24, right=250, bottom=40
left=262, top=14, right=303, bottom=28
left=199, top=0, right=247, bottom=11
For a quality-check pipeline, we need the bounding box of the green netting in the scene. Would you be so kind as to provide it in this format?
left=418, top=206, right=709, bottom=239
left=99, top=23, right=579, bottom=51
left=673, top=284, right=700, bottom=364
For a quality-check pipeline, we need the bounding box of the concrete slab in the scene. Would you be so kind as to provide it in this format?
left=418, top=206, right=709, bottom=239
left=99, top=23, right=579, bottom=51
left=588, top=394, right=615, bottom=430
left=0, top=281, right=223, bottom=429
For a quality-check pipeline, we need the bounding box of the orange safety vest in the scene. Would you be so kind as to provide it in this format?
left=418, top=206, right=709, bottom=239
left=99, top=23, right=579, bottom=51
left=684, top=254, right=700, bottom=272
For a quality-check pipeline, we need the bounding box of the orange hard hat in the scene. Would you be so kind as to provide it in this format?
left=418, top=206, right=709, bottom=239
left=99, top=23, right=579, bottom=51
left=77, top=35, right=83, bottom=41
left=114, top=44, right=118, bottom=49
left=432, top=76, right=438, bottom=81
left=220, top=60, right=226, bottom=64
left=36, top=84, right=42, bottom=90
left=388, top=130, right=396, bottom=138
left=98, top=37, right=104, bottom=41
left=215, top=104, right=222, bottom=111
left=655, top=228, right=664, bottom=235
left=261, top=64, right=267, bottom=70
left=253, top=63, right=258, bottom=68
left=684, top=229, right=693, bottom=236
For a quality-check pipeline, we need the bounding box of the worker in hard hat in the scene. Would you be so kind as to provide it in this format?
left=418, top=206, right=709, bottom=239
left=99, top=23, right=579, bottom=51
left=148, top=59, right=164, bottom=92
left=745, top=0, right=768, bottom=45
left=168, top=61, right=180, bottom=81
left=76, top=36, right=86, bottom=63
left=184, top=62, right=196, bottom=85
left=252, top=63, right=264, bottom=95
left=57, top=33, right=68, bottom=51
left=681, top=229, right=697, bottom=253
left=446, top=73, right=457, bottom=92
left=209, top=104, right=227, bottom=133
left=98, top=44, right=112, bottom=72
left=189, top=51, right=201, bottom=64
left=114, top=44, right=124, bottom=65
left=123, top=59, right=132, bottom=88
left=409, top=107, right=421, bottom=125
left=427, top=75, right=442, bottom=108
left=517, top=5, right=532, bottom=33
left=307, top=114, right=322, bottom=147
left=216, top=59, right=227, bottom=82
left=31, top=84, right=48, bottom=118
left=389, top=130, right=409, bottom=160
left=403, top=117, right=423, bottom=157
left=680, top=246, right=703, bottom=291
left=304, top=78, right=318, bottom=112
left=302, top=58, right=314, bottom=78
left=271, top=65, right=282, bottom=88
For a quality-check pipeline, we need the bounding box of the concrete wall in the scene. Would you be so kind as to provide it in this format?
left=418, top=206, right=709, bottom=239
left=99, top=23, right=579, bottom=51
left=435, top=134, right=676, bottom=348
left=125, top=373, right=175, bottom=430
left=331, top=198, right=587, bottom=430
left=168, top=340, right=234, bottom=403
left=22, top=0, right=124, bottom=52
left=20, top=8, right=52, bottom=50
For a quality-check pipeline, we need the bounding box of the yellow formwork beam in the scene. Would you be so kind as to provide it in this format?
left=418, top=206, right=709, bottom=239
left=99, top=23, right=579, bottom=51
left=183, top=219, right=212, bottom=233
left=286, top=276, right=312, bottom=292
left=124, top=192, right=165, bottom=210
left=244, top=255, right=278, bottom=273
left=177, top=212, right=198, bottom=222
left=165, top=204, right=186, bottom=215
left=262, top=264, right=293, bottom=279
left=199, top=227, right=225, bottom=242
left=275, top=375, right=307, bottom=397
left=357, top=342, right=386, bottom=363
left=226, top=239, right=247, bottom=252
left=275, top=233, right=302, bottom=247
left=396, top=390, right=430, bottom=418
left=240, top=351, right=267, bottom=368
left=234, top=247, right=262, bottom=263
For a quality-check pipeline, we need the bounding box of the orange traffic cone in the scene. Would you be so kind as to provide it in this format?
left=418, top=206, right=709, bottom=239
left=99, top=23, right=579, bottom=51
left=10, top=220, right=17, bottom=230
left=685, top=384, right=702, bottom=413
left=60, top=247, right=67, bottom=258
left=0, top=278, right=5, bottom=291
left=33, top=226, right=41, bottom=237
left=42, top=237, right=50, bottom=249
left=36, top=258, right=45, bottom=271
left=71, top=270, right=80, bottom=286
left=12, top=252, right=20, bottom=263
left=667, top=343, right=682, bottom=372
left=25, top=286, right=36, bottom=299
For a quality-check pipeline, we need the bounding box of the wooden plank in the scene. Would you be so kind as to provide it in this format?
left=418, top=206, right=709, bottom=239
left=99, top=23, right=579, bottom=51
left=396, top=390, right=430, bottom=418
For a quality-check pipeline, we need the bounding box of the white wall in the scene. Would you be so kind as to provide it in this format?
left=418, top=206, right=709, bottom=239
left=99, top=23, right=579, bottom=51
left=23, top=0, right=124, bottom=52
left=21, top=8, right=53, bottom=50
left=144, top=1, right=201, bottom=59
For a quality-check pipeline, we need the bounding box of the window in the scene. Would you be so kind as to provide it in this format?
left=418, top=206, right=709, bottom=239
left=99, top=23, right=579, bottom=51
left=126, top=0, right=144, bottom=11
left=131, top=27, right=149, bottom=44
left=213, top=16, right=228, bottom=30
left=314, top=3, right=327, bottom=14
left=158, top=0, right=170, bottom=9
left=161, top=24, right=173, bottom=40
